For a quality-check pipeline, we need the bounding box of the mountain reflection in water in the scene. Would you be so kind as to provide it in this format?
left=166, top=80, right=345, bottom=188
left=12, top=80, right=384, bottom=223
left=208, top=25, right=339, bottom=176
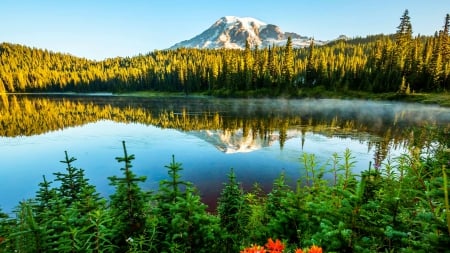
left=0, top=94, right=449, bottom=213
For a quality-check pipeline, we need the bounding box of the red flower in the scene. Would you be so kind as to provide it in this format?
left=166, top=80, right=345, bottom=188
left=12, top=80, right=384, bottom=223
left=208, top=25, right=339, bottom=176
left=265, top=238, right=285, bottom=252
left=308, top=245, right=323, bottom=253
left=240, top=244, right=265, bottom=253
left=294, top=248, right=304, bottom=253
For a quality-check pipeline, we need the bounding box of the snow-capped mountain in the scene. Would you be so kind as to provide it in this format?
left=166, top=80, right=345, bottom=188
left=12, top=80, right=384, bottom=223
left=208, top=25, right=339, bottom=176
left=170, top=16, right=327, bottom=50
left=187, top=128, right=304, bottom=154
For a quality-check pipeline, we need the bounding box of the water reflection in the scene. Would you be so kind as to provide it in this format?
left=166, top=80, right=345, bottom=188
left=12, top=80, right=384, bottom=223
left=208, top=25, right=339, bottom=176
left=1, top=94, right=448, bottom=157
left=0, top=94, right=449, bottom=212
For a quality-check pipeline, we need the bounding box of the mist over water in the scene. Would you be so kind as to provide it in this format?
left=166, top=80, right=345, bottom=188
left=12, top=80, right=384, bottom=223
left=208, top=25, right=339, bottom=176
left=0, top=95, right=449, bottom=213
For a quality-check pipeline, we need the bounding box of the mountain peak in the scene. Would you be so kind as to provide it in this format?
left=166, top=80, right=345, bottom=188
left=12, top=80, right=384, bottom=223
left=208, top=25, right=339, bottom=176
left=170, top=16, right=326, bottom=50
left=220, top=16, right=266, bottom=26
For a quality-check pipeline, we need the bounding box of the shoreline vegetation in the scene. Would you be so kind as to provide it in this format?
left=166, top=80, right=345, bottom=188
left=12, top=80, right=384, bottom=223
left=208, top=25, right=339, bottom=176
left=115, top=90, right=450, bottom=107
left=0, top=142, right=449, bottom=252
left=4, top=89, right=450, bottom=108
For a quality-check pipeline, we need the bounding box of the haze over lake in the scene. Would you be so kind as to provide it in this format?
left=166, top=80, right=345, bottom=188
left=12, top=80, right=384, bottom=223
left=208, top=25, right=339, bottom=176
left=1, top=94, right=449, bottom=213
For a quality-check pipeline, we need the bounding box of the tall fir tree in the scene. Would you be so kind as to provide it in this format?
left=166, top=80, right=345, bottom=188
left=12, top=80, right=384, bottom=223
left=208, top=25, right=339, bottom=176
left=305, top=39, right=316, bottom=87
left=217, top=168, right=249, bottom=253
left=396, top=9, right=413, bottom=45
left=441, top=14, right=450, bottom=63
left=282, top=36, right=295, bottom=87
left=53, top=151, right=89, bottom=206
left=108, top=141, right=148, bottom=250
left=395, top=9, right=413, bottom=83
left=152, top=156, right=221, bottom=252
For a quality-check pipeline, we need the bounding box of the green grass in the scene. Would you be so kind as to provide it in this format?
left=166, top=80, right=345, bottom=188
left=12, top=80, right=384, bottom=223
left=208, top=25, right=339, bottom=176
left=115, top=90, right=212, bottom=98
left=116, top=89, right=450, bottom=107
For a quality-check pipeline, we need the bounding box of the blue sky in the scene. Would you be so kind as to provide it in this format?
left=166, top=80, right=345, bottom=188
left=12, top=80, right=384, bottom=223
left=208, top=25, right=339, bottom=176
left=0, top=0, right=448, bottom=60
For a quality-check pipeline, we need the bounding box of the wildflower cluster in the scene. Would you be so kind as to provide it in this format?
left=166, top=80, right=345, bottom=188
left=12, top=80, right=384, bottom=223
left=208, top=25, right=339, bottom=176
left=241, top=238, right=322, bottom=253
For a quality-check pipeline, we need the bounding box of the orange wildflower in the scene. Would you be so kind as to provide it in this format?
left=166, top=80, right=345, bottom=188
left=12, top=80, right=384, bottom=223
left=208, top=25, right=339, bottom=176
left=240, top=244, right=265, bottom=253
left=308, top=245, right=323, bottom=253
left=294, top=248, right=304, bottom=253
left=265, top=238, right=285, bottom=252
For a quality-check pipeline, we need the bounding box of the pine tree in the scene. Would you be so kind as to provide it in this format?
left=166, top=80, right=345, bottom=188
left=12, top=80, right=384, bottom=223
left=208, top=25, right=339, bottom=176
left=53, top=151, right=92, bottom=206
left=395, top=9, right=413, bottom=79
left=265, top=172, right=296, bottom=241
left=442, top=14, right=450, bottom=89
left=217, top=168, right=248, bottom=253
left=266, top=171, right=291, bottom=217
left=34, top=175, right=57, bottom=216
left=108, top=141, right=148, bottom=250
left=430, top=32, right=444, bottom=89
left=441, top=14, right=450, bottom=63
left=282, top=36, right=295, bottom=87
left=396, top=9, right=413, bottom=46
left=10, top=201, right=47, bottom=253
left=39, top=152, right=104, bottom=252
left=152, top=155, right=190, bottom=250
left=0, top=207, right=7, bottom=248
left=267, top=45, right=278, bottom=84
left=244, top=39, right=254, bottom=91
left=305, top=39, right=316, bottom=87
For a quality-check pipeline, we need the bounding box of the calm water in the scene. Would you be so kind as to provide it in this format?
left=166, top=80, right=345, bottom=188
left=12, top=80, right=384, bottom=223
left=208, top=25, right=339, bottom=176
left=0, top=94, right=449, bottom=213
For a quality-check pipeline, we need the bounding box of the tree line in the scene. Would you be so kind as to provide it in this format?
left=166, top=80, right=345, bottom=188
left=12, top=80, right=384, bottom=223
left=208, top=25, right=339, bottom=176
left=0, top=11, right=449, bottom=96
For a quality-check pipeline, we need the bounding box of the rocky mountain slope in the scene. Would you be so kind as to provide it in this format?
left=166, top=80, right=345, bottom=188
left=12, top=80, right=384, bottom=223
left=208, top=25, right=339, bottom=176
left=170, top=16, right=328, bottom=49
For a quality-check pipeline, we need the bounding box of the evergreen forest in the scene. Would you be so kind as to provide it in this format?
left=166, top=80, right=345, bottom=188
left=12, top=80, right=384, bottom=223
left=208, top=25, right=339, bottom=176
left=0, top=11, right=449, bottom=97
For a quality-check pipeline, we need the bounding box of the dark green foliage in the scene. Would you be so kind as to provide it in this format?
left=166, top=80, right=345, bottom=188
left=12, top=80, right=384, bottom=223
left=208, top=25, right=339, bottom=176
left=1, top=138, right=450, bottom=252
left=54, top=151, right=100, bottom=208
left=7, top=201, right=45, bottom=253
left=217, top=168, right=249, bottom=252
left=243, top=183, right=269, bottom=244
left=108, top=141, right=148, bottom=250
left=0, top=208, right=7, bottom=250
left=34, top=175, right=57, bottom=217
left=152, top=155, right=222, bottom=252
left=265, top=172, right=299, bottom=243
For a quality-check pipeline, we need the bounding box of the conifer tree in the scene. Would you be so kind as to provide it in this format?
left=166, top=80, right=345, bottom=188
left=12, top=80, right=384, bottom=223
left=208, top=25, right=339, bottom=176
left=266, top=171, right=291, bottom=218
left=34, top=175, right=57, bottom=216
left=305, top=39, right=316, bottom=87
left=442, top=14, right=450, bottom=63
left=267, top=45, right=278, bottom=84
left=145, top=155, right=223, bottom=252
left=265, top=172, right=296, bottom=242
left=108, top=141, right=148, bottom=250
left=10, top=201, right=47, bottom=253
left=0, top=207, right=7, bottom=247
left=395, top=9, right=413, bottom=81
left=244, top=39, right=254, bottom=91
left=53, top=151, right=94, bottom=206
left=40, top=152, right=104, bottom=252
left=430, top=33, right=444, bottom=89
left=217, top=168, right=248, bottom=252
left=152, top=155, right=190, bottom=250
left=282, top=36, right=295, bottom=87
left=396, top=9, right=413, bottom=46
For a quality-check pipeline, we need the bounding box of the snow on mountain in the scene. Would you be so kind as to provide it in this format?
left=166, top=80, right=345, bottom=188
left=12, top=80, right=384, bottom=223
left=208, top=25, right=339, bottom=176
left=170, top=16, right=327, bottom=50
left=187, top=128, right=303, bottom=154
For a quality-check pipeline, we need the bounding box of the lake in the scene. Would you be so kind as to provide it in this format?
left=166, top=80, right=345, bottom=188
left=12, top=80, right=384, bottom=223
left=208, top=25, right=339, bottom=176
left=1, top=94, right=449, bottom=213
